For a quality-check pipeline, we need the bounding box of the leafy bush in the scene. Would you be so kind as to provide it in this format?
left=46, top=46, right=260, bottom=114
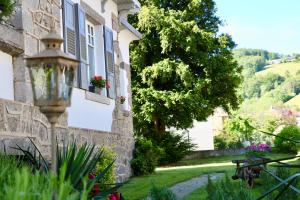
left=260, top=168, right=300, bottom=200
left=214, top=133, right=243, bottom=150
left=206, top=174, right=254, bottom=200
left=0, top=0, right=14, bottom=21
left=274, top=125, right=300, bottom=153
left=131, top=137, right=163, bottom=176
left=148, top=185, right=176, bottom=200
left=224, top=115, right=255, bottom=142
left=245, top=143, right=271, bottom=157
left=157, top=131, right=194, bottom=165
left=0, top=155, right=88, bottom=200
left=15, top=139, right=115, bottom=199
left=95, top=147, right=116, bottom=188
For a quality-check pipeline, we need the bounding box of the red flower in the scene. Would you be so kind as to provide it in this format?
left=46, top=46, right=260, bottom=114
left=109, top=192, right=120, bottom=200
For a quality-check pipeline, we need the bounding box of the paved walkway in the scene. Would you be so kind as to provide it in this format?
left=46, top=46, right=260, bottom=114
left=156, top=162, right=234, bottom=171
left=170, top=173, right=224, bottom=199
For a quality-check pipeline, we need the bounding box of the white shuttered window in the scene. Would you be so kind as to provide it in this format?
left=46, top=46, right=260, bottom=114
left=104, top=27, right=116, bottom=99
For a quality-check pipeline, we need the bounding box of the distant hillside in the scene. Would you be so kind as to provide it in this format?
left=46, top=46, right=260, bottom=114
left=256, top=62, right=300, bottom=77
left=233, top=48, right=300, bottom=123
left=233, top=48, right=281, bottom=76
left=285, top=94, right=300, bottom=109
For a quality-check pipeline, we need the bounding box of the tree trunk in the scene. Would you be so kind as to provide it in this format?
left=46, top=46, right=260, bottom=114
left=153, top=116, right=166, bottom=139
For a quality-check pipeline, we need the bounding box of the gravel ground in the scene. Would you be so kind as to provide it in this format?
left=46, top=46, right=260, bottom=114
left=170, top=173, right=225, bottom=199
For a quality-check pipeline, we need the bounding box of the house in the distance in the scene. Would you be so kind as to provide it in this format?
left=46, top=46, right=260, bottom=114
left=0, top=0, right=141, bottom=182
left=186, top=108, right=228, bottom=150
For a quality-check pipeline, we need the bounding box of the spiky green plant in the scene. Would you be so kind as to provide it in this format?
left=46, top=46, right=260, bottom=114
left=14, top=139, right=116, bottom=199
left=0, top=155, right=88, bottom=200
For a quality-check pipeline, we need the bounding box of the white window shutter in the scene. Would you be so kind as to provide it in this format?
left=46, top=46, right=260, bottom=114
left=104, top=27, right=116, bottom=99
left=75, top=4, right=89, bottom=90
left=63, top=0, right=76, bottom=57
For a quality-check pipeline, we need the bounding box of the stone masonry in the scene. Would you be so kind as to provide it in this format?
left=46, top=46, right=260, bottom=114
left=0, top=98, right=134, bottom=182
left=0, top=0, right=136, bottom=182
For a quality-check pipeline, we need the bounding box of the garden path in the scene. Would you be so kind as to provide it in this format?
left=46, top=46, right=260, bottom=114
left=170, top=172, right=224, bottom=199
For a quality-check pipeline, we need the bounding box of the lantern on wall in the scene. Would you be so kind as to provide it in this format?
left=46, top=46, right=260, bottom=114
left=26, top=29, right=79, bottom=172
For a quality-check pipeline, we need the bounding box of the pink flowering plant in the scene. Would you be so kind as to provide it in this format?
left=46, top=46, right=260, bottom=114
left=245, top=143, right=271, bottom=157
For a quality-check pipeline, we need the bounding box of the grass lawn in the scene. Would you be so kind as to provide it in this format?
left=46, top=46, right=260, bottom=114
left=256, top=61, right=300, bottom=77
left=120, top=153, right=295, bottom=200
left=285, top=94, right=300, bottom=108
left=120, top=165, right=231, bottom=200
left=183, top=153, right=299, bottom=200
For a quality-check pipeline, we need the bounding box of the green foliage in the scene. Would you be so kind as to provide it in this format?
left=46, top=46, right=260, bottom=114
left=260, top=168, right=300, bottom=200
left=95, top=148, right=116, bottom=188
left=0, top=155, right=87, bottom=200
left=274, top=125, right=300, bottom=153
left=148, top=184, right=176, bottom=200
left=57, top=143, right=115, bottom=192
left=224, top=115, right=254, bottom=142
left=90, top=76, right=106, bottom=88
left=206, top=174, right=254, bottom=200
left=131, top=137, right=164, bottom=175
left=214, top=133, right=243, bottom=150
left=130, top=0, right=242, bottom=136
left=0, top=0, right=14, bottom=21
left=157, top=131, right=194, bottom=165
left=234, top=48, right=281, bottom=75
left=15, top=140, right=115, bottom=199
left=241, top=73, right=285, bottom=99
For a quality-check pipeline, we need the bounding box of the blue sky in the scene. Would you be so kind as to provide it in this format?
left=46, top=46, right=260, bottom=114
left=215, top=0, right=300, bottom=54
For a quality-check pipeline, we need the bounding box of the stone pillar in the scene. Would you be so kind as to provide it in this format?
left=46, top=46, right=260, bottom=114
left=13, top=55, right=33, bottom=103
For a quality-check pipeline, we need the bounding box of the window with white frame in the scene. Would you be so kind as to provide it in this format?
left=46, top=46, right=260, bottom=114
left=62, top=1, right=115, bottom=99
left=87, top=22, right=96, bottom=82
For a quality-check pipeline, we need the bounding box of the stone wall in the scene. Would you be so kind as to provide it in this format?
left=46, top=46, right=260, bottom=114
left=0, top=0, right=135, bottom=182
left=0, top=98, right=134, bottom=182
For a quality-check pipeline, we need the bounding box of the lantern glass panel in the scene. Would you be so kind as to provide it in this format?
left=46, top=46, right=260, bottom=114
left=30, top=64, right=58, bottom=101
left=58, top=65, right=74, bottom=101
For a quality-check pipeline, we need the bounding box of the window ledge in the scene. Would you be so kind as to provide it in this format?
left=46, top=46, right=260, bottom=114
left=85, top=91, right=111, bottom=105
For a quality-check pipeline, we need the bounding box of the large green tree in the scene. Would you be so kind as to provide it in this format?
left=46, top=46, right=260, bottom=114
left=130, top=0, right=242, bottom=137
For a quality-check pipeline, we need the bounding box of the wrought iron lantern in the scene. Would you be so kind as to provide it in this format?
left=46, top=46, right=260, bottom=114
left=26, top=29, right=79, bottom=172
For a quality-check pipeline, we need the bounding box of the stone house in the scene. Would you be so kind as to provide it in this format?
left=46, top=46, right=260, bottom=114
left=0, top=0, right=141, bottom=182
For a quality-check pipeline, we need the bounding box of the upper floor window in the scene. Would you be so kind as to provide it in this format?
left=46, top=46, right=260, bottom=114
left=87, top=23, right=96, bottom=82
left=62, top=0, right=115, bottom=99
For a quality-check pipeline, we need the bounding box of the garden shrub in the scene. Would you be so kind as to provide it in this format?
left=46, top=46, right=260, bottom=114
left=131, top=137, right=164, bottom=176
left=260, top=168, right=299, bottom=200
left=274, top=125, right=300, bottom=153
left=245, top=143, right=271, bottom=157
left=0, top=0, right=14, bottom=21
left=0, top=155, right=88, bottom=200
left=206, top=174, right=254, bottom=200
left=214, top=133, right=243, bottom=150
left=95, top=148, right=116, bottom=189
left=157, top=131, right=194, bottom=165
left=148, top=185, right=176, bottom=200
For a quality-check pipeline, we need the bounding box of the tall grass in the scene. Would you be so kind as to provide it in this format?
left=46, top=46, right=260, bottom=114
left=0, top=155, right=88, bottom=200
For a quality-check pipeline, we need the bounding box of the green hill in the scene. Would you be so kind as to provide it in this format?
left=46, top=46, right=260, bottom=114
left=285, top=94, right=300, bottom=109
left=256, top=62, right=300, bottom=77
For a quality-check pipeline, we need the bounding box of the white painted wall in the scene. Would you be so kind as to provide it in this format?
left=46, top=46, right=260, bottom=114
left=65, top=0, right=137, bottom=131
left=67, top=88, right=115, bottom=132
left=102, top=0, right=118, bottom=29
left=0, top=51, right=14, bottom=100
left=119, top=29, right=137, bottom=63
left=188, top=118, right=214, bottom=150
left=120, top=68, right=130, bottom=110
